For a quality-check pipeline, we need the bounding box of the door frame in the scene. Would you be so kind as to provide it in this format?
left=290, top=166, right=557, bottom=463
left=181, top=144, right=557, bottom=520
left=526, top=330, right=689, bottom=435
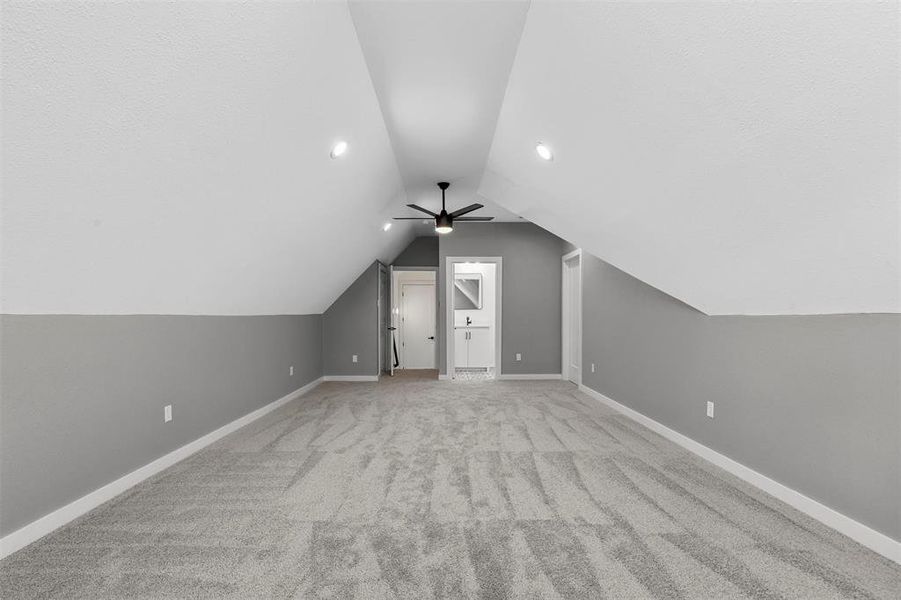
left=561, top=248, right=583, bottom=385
left=400, top=281, right=437, bottom=369
left=378, top=262, right=388, bottom=378
left=445, top=256, right=503, bottom=379
left=391, top=267, right=438, bottom=371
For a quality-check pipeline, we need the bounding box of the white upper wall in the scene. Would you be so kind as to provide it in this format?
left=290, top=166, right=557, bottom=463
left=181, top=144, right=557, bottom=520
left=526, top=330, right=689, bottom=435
left=482, top=1, right=899, bottom=315
left=1, top=1, right=413, bottom=315
left=3, top=1, right=897, bottom=317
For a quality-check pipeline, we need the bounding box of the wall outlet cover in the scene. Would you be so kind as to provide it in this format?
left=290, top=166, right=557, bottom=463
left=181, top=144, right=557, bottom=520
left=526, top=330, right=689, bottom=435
left=352, top=355, right=358, bottom=363
left=515, top=353, right=522, bottom=361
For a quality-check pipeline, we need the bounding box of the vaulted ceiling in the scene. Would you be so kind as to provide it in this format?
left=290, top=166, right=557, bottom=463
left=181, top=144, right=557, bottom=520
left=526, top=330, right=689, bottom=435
left=2, top=1, right=897, bottom=316
left=482, top=1, right=899, bottom=315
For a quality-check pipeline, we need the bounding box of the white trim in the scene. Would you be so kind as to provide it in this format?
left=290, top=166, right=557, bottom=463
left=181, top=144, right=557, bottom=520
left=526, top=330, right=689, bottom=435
left=322, top=375, right=379, bottom=382
left=378, top=262, right=388, bottom=377
left=497, top=373, right=562, bottom=380
left=578, top=384, right=901, bottom=564
left=445, top=256, right=502, bottom=380
left=561, top=248, right=583, bottom=385
left=0, top=377, right=324, bottom=560
left=438, top=373, right=452, bottom=380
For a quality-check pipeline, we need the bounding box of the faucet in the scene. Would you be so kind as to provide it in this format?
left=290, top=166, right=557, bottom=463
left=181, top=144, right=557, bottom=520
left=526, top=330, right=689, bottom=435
left=466, top=316, right=472, bottom=326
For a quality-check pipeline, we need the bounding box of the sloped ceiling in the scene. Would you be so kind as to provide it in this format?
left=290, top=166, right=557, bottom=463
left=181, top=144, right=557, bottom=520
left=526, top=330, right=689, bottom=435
left=349, top=0, right=528, bottom=227
left=1, top=1, right=414, bottom=315
left=3, top=1, right=897, bottom=317
left=482, top=1, right=899, bottom=315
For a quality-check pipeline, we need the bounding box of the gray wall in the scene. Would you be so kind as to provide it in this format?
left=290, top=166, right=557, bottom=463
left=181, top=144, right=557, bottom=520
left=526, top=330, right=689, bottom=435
left=392, top=236, right=438, bottom=267
left=0, top=313, right=322, bottom=537
left=322, top=262, right=379, bottom=376
left=580, top=253, right=901, bottom=541
left=438, top=223, right=567, bottom=375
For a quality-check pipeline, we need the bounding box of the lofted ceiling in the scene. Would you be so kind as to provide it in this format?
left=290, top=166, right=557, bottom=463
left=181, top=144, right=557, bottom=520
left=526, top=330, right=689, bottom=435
left=481, top=1, right=899, bottom=315
left=1, top=1, right=415, bottom=314
left=2, top=1, right=897, bottom=316
left=349, top=0, right=528, bottom=227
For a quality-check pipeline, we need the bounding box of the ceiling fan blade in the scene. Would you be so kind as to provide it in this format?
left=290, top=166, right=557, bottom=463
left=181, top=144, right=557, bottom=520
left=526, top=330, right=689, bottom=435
left=393, top=217, right=433, bottom=220
left=406, top=204, right=438, bottom=217
left=454, top=216, right=494, bottom=221
left=449, top=203, right=483, bottom=218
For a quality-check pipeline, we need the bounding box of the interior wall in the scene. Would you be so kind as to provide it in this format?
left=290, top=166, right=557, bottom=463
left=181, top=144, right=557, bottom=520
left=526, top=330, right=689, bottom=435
left=392, top=236, right=438, bottom=267
left=322, top=262, right=380, bottom=377
left=0, top=314, right=323, bottom=537
left=580, top=253, right=901, bottom=541
left=438, top=223, right=567, bottom=375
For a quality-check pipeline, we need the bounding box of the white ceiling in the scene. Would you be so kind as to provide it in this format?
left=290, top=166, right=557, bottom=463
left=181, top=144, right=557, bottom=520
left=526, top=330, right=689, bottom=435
left=1, top=1, right=414, bottom=314
left=3, top=1, right=897, bottom=316
left=349, top=0, right=528, bottom=225
left=482, top=1, right=899, bottom=315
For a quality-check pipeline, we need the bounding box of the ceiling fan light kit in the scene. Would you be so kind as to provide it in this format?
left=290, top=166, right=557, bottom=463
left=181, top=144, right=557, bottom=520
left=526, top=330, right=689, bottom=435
left=394, top=181, right=494, bottom=234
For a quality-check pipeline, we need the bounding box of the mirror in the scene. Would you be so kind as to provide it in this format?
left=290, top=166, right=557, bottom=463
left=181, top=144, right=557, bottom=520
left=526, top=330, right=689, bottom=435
left=454, top=273, right=482, bottom=310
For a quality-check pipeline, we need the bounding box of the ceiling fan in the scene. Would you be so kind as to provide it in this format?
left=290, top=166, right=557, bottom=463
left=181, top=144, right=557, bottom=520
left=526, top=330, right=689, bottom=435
left=394, top=182, right=494, bottom=234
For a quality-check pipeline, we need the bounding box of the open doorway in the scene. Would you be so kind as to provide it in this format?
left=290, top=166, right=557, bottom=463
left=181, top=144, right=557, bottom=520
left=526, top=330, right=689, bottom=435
left=562, top=249, right=582, bottom=384
left=446, top=257, right=502, bottom=380
left=391, top=269, right=438, bottom=377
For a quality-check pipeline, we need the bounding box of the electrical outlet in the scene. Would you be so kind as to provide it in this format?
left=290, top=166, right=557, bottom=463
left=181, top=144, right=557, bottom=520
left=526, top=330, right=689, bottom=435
left=164, top=404, right=172, bottom=423
left=515, top=353, right=522, bottom=361
left=591, top=363, right=596, bottom=373
left=706, top=401, right=714, bottom=419
left=352, top=354, right=358, bottom=363
left=289, top=366, right=294, bottom=376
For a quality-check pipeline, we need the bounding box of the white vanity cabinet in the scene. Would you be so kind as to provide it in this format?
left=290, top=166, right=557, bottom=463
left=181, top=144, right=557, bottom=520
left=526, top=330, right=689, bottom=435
left=454, top=326, right=492, bottom=368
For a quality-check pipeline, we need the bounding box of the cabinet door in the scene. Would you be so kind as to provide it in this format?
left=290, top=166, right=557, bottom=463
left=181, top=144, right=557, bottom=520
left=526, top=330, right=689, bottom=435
left=454, top=329, right=469, bottom=368
left=466, top=328, right=493, bottom=368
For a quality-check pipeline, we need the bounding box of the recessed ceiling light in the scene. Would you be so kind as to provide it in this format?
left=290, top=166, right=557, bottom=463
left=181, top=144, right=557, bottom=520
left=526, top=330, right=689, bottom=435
left=536, top=142, right=553, bottom=161
left=382, top=222, right=392, bottom=231
left=330, top=140, right=348, bottom=159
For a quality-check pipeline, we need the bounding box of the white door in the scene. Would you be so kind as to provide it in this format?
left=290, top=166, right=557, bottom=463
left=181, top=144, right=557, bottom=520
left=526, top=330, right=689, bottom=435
left=401, top=283, right=436, bottom=369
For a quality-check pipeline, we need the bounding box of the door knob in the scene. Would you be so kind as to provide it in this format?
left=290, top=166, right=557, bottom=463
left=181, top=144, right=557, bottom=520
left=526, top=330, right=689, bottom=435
left=427, top=336, right=435, bottom=340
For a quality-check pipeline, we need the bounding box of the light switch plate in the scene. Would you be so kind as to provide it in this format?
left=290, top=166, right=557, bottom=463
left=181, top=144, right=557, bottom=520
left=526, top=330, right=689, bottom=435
left=706, top=401, right=715, bottom=418
left=164, top=405, right=172, bottom=423
left=290, top=366, right=294, bottom=376
left=515, top=353, right=522, bottom=361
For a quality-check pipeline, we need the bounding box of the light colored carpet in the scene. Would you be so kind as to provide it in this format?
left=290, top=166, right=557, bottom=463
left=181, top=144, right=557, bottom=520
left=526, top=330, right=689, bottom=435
left=1, top=379, right=898, bottom=599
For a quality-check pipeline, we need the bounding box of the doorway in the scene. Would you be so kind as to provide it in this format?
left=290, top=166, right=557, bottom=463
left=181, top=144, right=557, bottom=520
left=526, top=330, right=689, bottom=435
left=562, top=249, right=582, bottom=384
left=378, top=263, right=389, bottom=376
left=392, top=269, right=437, bottom=373
left=445, top=257, right=502, bottom=380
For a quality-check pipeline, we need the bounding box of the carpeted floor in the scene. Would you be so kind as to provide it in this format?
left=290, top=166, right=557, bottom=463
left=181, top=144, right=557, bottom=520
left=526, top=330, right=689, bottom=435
left=1, top=378, right=898, bottom=599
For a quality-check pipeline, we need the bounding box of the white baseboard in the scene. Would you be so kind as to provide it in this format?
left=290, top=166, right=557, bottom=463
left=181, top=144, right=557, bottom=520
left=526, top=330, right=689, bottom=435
left=323, top=375, right=379, bottom=382
left=578, top=384, right=901, bottom=564
left=438, top=374, right=452, bottom=380
left=0, top=377, right=324, bottom=560
left=497, top=373, right=562, bottom=380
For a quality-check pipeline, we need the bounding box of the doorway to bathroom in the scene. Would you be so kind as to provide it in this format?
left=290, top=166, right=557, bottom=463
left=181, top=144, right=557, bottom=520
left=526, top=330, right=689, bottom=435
left=445, top=257, right=501, bottom=380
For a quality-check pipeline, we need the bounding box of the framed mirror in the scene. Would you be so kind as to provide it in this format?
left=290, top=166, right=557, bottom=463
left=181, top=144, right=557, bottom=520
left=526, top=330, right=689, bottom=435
left=454, top=273, right=482, bottom=310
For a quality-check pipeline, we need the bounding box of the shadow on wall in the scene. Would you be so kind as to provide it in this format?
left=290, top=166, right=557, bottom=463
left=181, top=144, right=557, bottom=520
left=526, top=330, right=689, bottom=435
left=579, top=252, right=901, bottom=543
